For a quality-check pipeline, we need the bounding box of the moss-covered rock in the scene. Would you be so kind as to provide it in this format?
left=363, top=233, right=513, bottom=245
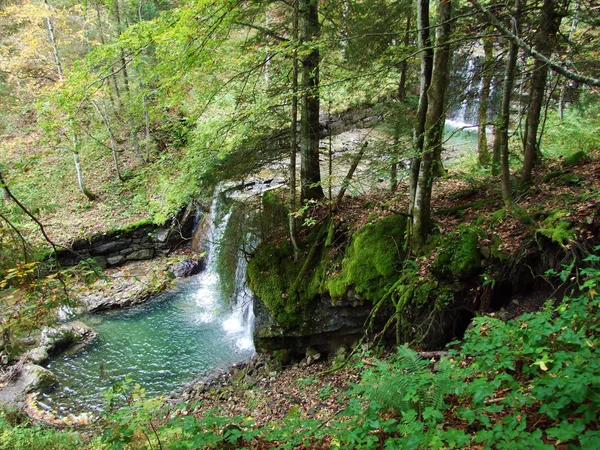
left=432, top=228, right=481, bottom=281
left=562, top=150, right=588, bottom=168
left=327, top=215, right=406, bottom=303
left=537, top=210, right=575, bottom=246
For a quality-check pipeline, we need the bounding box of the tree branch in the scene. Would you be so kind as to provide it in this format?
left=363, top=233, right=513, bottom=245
left=468, top=0, right=600, bottom=87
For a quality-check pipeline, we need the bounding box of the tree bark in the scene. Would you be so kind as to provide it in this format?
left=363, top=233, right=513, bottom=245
left=299, top=0, right=324, bottom=201
left=289, top=0, right=300, bottom=261
left=412, top=0, right=452, bottom=251
left=408, top=0, right=434, bottom=222
left=44, top=0, right=63, bottom=81
left=69, top=121, right=96, bottom=201
left=495, top=0, right=522, bottom=208
left=477, top=31, right=493, bottom=167
left=391, top=11, right=412, bottom=192
left=92, top=100, right=124, bottom=181
left=521, top=0, right=563, bottom=187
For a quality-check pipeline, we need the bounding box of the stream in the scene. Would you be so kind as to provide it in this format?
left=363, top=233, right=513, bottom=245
left=40, top=194, right=256, bottom=414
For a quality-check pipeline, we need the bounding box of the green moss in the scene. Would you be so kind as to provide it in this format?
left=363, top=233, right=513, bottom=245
left=246, top=241, right=300, bottom=328
left=327, top=215, right=406, bottom=303
left=490, top=235, right=508, bottom=261
left=432, top=227, right=481, bottom=281
left=562, top=150, right=588, bottom=168
left=119, top=218, right=154, bottom=233
left=490, top=209, right=507, bottom=226
left=537, top=210, right=575, bottom=246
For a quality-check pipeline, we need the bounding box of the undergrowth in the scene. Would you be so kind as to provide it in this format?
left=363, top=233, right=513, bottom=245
left=4, top=249, right=599, bottom=448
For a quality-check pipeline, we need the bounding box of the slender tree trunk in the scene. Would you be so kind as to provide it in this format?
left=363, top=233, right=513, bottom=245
left=95, top=1, right=118, bottom=107
left=558, top=2, right=578, bottom=121
left=143, top=94, right=152, bottom=161
left=412, top=0, right=452, bottom=251
left=92, top=100, right=124, bottom=181
left=70, top=121, right=96, bottom=201
left=391, top=11, right=412, bottom=192
left=398, top=12, right=411, bottom=102
left=408, top=0, right=434, bottom=222
left=299, top=0, right=324, bottom=201
left=113, top=0, right=130, bottom=94
left=289, top=1, right=300, bottom=260
left=477, top=30, right=493, bottom=167
left=44, top=0, right=63, bottom=81
left=495, top=0, right=522, bottom=208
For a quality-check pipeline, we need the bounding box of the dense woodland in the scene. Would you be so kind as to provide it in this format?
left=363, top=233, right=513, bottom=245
left=1, top=0, right=600, bottom=448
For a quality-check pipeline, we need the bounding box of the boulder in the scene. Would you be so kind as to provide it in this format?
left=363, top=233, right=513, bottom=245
left=171, top=257, right=206, bottom=278
left=0, top=364, right=56, bottom=405
left=35, top=321, right=98, bottom=362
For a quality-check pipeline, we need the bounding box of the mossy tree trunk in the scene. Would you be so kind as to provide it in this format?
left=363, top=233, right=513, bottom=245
left=411, top=0, right=453, bottom=251
left=408, top=0, right=434, bottom=233
left=495, top=0, right=522, bottom=208
left=289, top=0, right=300, bottom=260
left=299, top=0, right=324, bottom=202
left=521, top=0, right=564, bottom=187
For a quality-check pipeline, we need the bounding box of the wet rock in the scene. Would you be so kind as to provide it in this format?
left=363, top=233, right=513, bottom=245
left=30, top=321, right=98, bottom=363
left=171, top=257, right=206, bottom=278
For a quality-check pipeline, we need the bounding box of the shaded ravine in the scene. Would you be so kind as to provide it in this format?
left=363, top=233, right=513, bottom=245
left=40, top=194, right=255, bottom=414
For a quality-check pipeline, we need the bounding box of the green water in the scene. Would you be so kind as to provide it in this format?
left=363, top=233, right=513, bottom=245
left=41, top=273, right=254, bottom=414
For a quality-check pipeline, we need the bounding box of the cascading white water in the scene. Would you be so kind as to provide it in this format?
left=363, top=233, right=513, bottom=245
left=42, top=188, right=256, bottom=414
left=447, top=56, right=479, bottom=129
left=193, top=189, right=255, bottom=352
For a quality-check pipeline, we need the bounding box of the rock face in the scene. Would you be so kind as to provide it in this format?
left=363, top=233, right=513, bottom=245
left=28, top=322, right=98, bottom=364
left=253, top=293, right=371, bottom=357
left=54, top=206, right=198, bottom=269
left=0, top=364, right=56, bottom=405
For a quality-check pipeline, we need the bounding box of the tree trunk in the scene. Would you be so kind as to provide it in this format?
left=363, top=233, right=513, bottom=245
left=521, top=0, right=563, bottom=187
left=412, top=0, right=452, bottom=251
left=299, top=0, right=324, bottom=201
left=495, top=0, right=522, bottom=208
left=477, top=30, right=493, bottom=167
left=92, top=100, right=124, bottom=182
left=398, top=12, right=411, bottom=102
left=289, top=0, right=300, bottom=261
left=44, top=0, right=63, bottom=81
left=113, top=0, right=130, bottom=94
left=391, top=11, right=412, bottom=192
left=408, top=0, right=434, bottom=221
left=70, top=121, right=96, bottom=201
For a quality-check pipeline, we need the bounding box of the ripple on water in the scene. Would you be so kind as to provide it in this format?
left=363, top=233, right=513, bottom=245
left=42, top=275, right=254, bottom=413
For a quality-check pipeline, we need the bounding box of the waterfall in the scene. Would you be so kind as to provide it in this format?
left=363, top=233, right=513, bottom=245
left=221, top=234, right=256, bottom=351
left=192, top=186, right=256, bottom=353
left=447, top=53, right=481, bottom=129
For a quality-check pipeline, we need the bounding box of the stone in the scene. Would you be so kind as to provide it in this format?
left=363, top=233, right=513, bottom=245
left=106, top=255, right=125, bottom=266
left=154, top=229, right=170, bottom=243
left=92, top=241, right=130, bottom=256
left=0, top=364, right=56, bottom=405
left=127, top=249, right=154, bottom=260
left=171, top=258, right=206, bottom=278
left=27, top=347, right=48, bottom=364
left=40, top=322, right=98, bottom=356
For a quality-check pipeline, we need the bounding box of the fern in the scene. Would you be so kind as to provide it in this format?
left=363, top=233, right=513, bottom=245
left=358, top=346, right=452, bottom=423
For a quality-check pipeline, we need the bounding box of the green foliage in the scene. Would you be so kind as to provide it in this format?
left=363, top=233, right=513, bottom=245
left=358, top=346, right=452, bottom=421
left=431, top=226, right=481, bottom=281
left=537, top=210, right=575, bottom=246
left=543, top=94, right=600, bottom=160
left=0, top=409, right=83, bottom=450
left=328, top=215, right=406, bottom=302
